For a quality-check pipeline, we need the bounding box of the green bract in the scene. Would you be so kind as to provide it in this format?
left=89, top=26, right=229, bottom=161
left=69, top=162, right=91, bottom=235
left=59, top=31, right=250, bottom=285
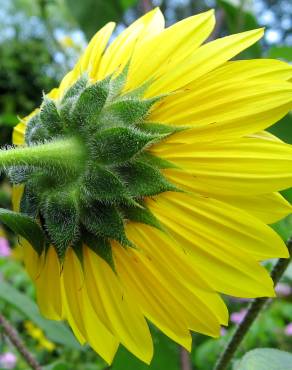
left=4, top=70, right=182, bottom=267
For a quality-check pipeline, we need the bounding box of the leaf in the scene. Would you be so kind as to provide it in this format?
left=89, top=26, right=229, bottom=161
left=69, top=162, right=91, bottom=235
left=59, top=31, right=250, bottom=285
left=64, top=0, right=138, bottom=39
left=272, top=214, right=292, bottom=242
left=0, top=208, right=45, bottom=255
left=0, top=280, right=81, bottom=349
left=43, top=363, right=70, bottom=370
left=235, top=348, right=292, bottom=370
left=218, top=0, right=262, bottom=58
left=267, top=46, right=292, bottom=62
left=111, top=328, right=180, bottom=370
left=268, top=112, right=292, bottom=145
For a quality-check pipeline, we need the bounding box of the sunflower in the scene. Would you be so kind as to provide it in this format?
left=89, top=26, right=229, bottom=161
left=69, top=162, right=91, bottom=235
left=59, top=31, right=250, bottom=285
left=1, top=7, right=292, bottom=364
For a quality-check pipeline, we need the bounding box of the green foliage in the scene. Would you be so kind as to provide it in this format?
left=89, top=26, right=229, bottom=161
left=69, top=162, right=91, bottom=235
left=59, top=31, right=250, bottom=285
left=0, top=280, right=80, bottom=349
left=235, top=348, right=292, bottom=370
left=0, top=208, right=45, bottom=254
left=64, top=0, right=138, bottom=39
left=112, top=328, right=180, bottom=370
left=218, top=0, right=262, bottom=58
left=267, top=47, right=292, bottom=62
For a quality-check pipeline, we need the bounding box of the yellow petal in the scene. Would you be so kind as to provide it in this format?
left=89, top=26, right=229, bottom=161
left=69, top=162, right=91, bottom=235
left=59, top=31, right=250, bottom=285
left=147, top=192, right=287, bottom=297
left=126, top=10, right=215, bottom=92
left=154, top=137, right=292, bottom=195
left=126, top=223, right=228, bottom=328
left=97, top=8, right=165, bottom=80
left=163, top=169, right=292, bottom=223
left=62, top=248, right=119, bottom=363
left=147, top=28, right=264, bottom=95
left=190, top=59, right=292, bottom=86
left=84, top=247, right=153, bottom=364
left=22, top=240, right=42, bottom=281
left=114, top=244, right=192, bottom=350
left=248, top=131, right=283, bottom=142
left=13, top=121, right=26, bottom=145
left=35, top=247, right=62, bottom=320
left=58, top=22, right=115, bottom=97
left=151, top=80, right=292, bottom=140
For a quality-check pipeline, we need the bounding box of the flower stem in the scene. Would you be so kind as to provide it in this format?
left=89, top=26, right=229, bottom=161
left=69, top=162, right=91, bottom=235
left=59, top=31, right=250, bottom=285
left=0, top=138, right=85, bottom=173
left=0, top=314, right=42, bottom=370
left=214, top=238, right=292, bottom=370
left=180, top=347, right=192, bottom=370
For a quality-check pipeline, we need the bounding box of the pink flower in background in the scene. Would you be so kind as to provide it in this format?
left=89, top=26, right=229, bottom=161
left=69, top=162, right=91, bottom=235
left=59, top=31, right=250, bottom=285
left=0, top=352, right=17, bottom=369
left=284, top=323, right=292, bottom=336
left=220, top=327, right=227, bottom=336
left=0, top=237, right=10, bottom=257
left=275, top=283, right=291, bottom=297
left=230, top=309, right=247, bottom=325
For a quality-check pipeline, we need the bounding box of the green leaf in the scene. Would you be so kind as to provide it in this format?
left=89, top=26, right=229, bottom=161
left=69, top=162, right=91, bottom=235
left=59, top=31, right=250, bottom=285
left=272, top=214, right=292, bottom=242
left=0, top=208, right=45, bottom=255
left=0, top=280, right=80, bottom=349
left=218, top=0, right=261, bottom=58
left=64, top=0, right=138, bottom=39
left=268, top=112, right=292, bottom=145
left=235, top=348, right=292, bottom=370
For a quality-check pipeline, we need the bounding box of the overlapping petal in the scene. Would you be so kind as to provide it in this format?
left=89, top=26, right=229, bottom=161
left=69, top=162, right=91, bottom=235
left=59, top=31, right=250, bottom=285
left=153, top=137, right=292, bottom=195
left=11, top=7, right=292, bottom=365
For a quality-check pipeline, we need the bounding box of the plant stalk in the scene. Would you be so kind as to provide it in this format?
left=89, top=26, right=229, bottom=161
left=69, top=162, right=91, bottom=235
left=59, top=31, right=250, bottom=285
left=0, top=314, right=42, bottom=370
left=214, top=238, right=292, bottom=370
left=0, top=138, right=84, bottom=173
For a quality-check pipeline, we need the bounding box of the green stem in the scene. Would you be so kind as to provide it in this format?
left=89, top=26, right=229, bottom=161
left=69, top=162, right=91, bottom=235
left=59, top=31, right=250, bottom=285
left=214, top=238, right=292, bottom=370
left=0, top=138, right=85, bottom=173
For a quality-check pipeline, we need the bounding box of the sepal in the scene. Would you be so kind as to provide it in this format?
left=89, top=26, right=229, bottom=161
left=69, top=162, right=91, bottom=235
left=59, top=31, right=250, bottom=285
left=92, top=126, right=162, bottom=165
left=121, top=202, right=162, bottom=230
left=39, top=97, right=63, bottom=136
left=81, top=203, right=132, bottom=247
left=82, top=164, right=132, bottom=204
left=72, top=76, right=110, bottom=127
left=83, top=231, right=116, bottom=271
left=119, top=161, right=178, bottom=197
left=43, top=192, right=80, bottom=260
left=25, top=114, right=50, bottom=144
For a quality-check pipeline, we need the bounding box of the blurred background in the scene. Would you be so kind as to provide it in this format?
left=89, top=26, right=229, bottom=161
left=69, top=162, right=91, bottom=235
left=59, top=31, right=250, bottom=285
left=0, top=0, right=291, bottom=369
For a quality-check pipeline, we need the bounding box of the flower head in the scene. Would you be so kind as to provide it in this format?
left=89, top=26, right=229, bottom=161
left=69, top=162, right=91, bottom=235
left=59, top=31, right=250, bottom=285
left=230, top=309, right=247, bottom=325
left=2, top=8, right=292, bottom=364
left=0, top=352, right=17, bottom=369
left=0, top=231, right=10, bottom=258
left=285, top=323, right=292, bottom=336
